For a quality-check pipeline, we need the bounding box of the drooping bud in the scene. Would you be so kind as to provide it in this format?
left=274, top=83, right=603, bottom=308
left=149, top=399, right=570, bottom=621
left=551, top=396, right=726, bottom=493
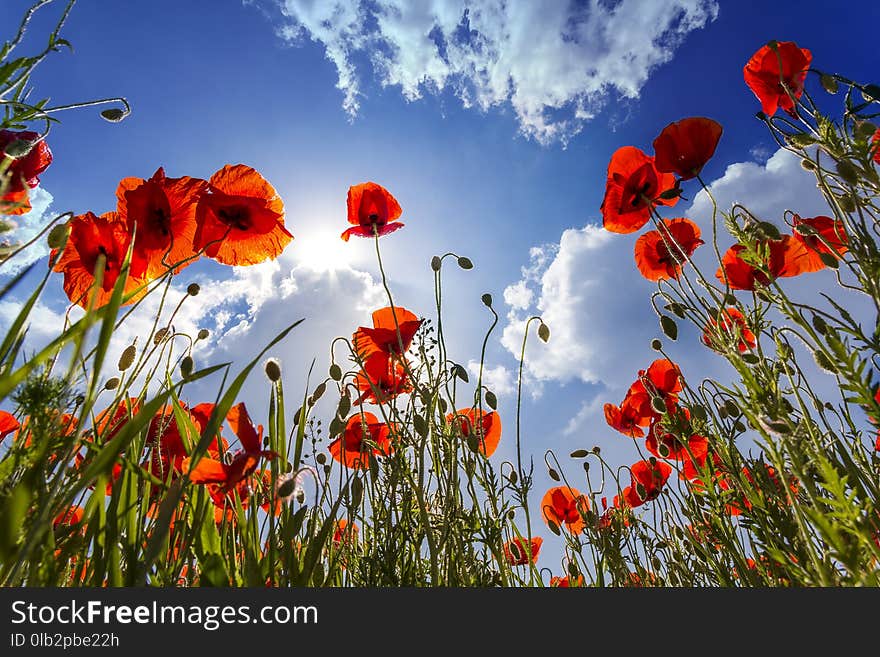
left=47, top=223, right=69, bottom=250
left=264, top=358, right=282, bottom=382
left=197, top=328, right=209, bottom=340
left=3, top=139, right=33, bottom=159
left=819, top=74, right=838, bottom=95
left=457, top=256, right=474, bottom=270
left=180, top=355, right=194, bottom=378
left=104, top=377, right=120, bottom=391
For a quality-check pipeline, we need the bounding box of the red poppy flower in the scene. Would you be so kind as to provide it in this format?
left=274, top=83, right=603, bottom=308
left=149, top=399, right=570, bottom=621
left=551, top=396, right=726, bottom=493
left=653, top=117, right=723, bottom=180
left=194, top=164, right=292, bottom=266
left=701, top=307, right=756, bottom=353
left=0, top=130, right=52, bottom=215
left=550, top=575, right=584, bottom=587
left=634, top=217, right=703, bottom=281
left=503, top=536, right=543, bottom=566
left=185, top=402, right=277, bottom=493
left=600, top=146, right=678, bottom=234
left=354, top=352, right=412, bottom=405
left=646, top=426, right=708, bottom=463
left=872, top=129, right=880, bottom=165
left=1, top=187, right=31, bottom=216
left=640, top=358, right=683, bottom=399
left=792, top=214, right=848, bottom=272
left=603, top=392, right=653, bottom=438
left=53, top=506, right=84, bottom=528
left=328, top=412, right=393, bottom=469
left=332, top=518, right=359, bottom=547
left=0, top=410, right=20, bottom=443
left=716, top=236, right=810, bottom=290
left=744, top=41, right=812, bottom=117
left=447, top=408, right=502, bottom=456
left=353, top=306, right=422, bottom=359
left=541, top=486, right=589, bottom=534
left=51, top=211, right=146, bottom=308
left=623, top=459, right=673, bottom=508
left=116, top=167, right=207, bottom=278
left=341, top=182, right=403, bottom=241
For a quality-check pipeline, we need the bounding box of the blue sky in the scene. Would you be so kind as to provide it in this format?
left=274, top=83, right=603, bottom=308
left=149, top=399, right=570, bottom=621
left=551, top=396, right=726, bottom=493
left=3, top=0, right=878, bottom=573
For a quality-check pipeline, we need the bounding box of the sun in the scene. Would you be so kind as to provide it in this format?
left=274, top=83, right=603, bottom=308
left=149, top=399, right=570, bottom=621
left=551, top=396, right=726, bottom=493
left=294, top=228, right=358, bottom=272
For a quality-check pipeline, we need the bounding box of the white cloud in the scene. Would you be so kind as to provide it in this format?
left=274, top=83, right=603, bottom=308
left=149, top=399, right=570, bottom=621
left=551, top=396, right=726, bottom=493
left=466, top=359, right=514, bottom=398
left=499, top=146, right=838, bottom=394
left=272, top=0, right=718, bottom=144
left=0, top=187, right=56, bottom=277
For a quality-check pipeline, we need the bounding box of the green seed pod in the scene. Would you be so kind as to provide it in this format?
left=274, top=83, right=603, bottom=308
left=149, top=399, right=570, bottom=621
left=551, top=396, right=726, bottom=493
left=3, top=139, right=33, bottom=158
left=430, top=255, right=442, bottom=271
left=187, top=283, right=200, bottom=296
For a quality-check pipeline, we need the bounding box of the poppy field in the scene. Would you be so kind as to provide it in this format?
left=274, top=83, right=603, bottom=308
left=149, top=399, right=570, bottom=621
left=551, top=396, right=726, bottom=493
left=2, top=2, right=880, bottom=587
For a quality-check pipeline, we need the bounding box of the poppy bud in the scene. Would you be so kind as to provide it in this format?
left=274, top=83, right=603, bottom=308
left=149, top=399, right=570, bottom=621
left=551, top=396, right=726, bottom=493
left=651, top=396, right=666, bottom=414
left=485, top=390, right=497, bottom=410
left=819, top=74, right=838, bottom=95
left=481, top=293, right=493, bottom=307
left=800, top=158, right=816, bottom=171
left=104, top=377, right=120, bottom=391
left=153, top=328, right=170, bottom=344
left=650, top=339, right=662, bottom=351
left=570, top=449, right=589, bottom=458
left=276, top=476, right=299, bottom=500
left=180, top=355, right=193, bottom=378
left=854, top=121, right=877, bottom=139
left=861, top=85, right=880, bottom=103
left=457, top=256, right=474, bottom=270
left=100, top=108, right=127, bottom=123
left=837, top=195, right=856, bottom=213
left=118, top=343, right=137, bottom=371
left=836, top=160, right=860, bottom=185
left=582, top=461, right=590, bottom=473
left=786, top=133, right=816, bottom=148
left=47, top=223, right=69, bottom=250
left=329, top=363, right=342, bottom=381
left=197, top=328, right=209, bottom=340
left=187, top=283, right=200, bottom=296
left=312, top=381, right=326, bottom=401
left=3, top=139, right=33, bottom=159
left=658, top=188, right=681, bottom=200
left=507, top=471, right=518, bottom=484
left=430, top=255, right=442, bottom=271
left=537, top=322, right=550, bottom=343
left=316, top=453, right=327, bottom=465
left=660, top=315, right=677, bottom=340
left=264, top=358, right=282, bottom=382
left=548, top=467, right=560, bottom=481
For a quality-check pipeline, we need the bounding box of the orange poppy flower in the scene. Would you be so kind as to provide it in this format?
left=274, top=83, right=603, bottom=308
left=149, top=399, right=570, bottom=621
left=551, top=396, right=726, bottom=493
left=328, top=412, right=393, bottom=469
left=332, top=518, right=359, bottom=547
left=51, top=211, right=144, bottom=308
left=341, top=182, right=403, bottom=241
left=194, top=164, right=292, bottom=266
left=550, top=574, right=585, bottom=587
left=447, top=408, right=502, bottom=456
left=541, top=486, right=589, bottom=534
left=1, top=187, right=31, bottom=216
left=600, top=146, right=677, bottom=234
left=353, top=306, right=422, bottom=359
left=0, top=410, right=20, bottom=443
left=792, top=214, right=848, bottom=272
left=185, top=402, right=277, bottom=493
left=603, top=393, right=652, bottom=438
left=502, top=536, right=542, bottom=566
left=116, top=167, right=207, bottom=278
left=622, top=459, right=673, bottom=508
left=634, top=217, right=703, bottom=281
left=872, top=129, right=880, bottom=165
left=701, top=307, right=756, bottom=353
left=354, top=352, right=412, bottom=405
left=1, top=130, right=52, bottom=215
left=715, top=236, right=810, bottom=290
left=94, top=397, right=141, bottom=443
left=646, top=425, right=708, bottom=463
left=744, top=41, right=812, bottom=117
left=652, top=117, right=723, bottom=180
left=53, top=505, right=84, bottom=528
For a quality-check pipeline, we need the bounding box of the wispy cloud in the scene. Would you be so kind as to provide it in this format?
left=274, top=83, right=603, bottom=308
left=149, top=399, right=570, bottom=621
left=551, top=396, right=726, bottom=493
left=0, top=187, right=56, bottom=277
left=270, top=0, right=718, bottom=144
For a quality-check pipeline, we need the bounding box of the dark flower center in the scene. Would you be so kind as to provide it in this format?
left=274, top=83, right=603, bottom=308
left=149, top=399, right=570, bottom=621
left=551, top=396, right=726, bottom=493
left=218, top=205, right=253, bottom=231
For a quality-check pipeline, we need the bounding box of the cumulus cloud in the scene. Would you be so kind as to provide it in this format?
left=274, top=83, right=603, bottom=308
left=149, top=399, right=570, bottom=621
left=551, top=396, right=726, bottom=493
left=271, top=0, right=718, bottom=144
left=0, top=187, right=56, bottom=277
left=466, top=359, right=514, bottom=398
left=499, top=146, right=836, bottom=394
